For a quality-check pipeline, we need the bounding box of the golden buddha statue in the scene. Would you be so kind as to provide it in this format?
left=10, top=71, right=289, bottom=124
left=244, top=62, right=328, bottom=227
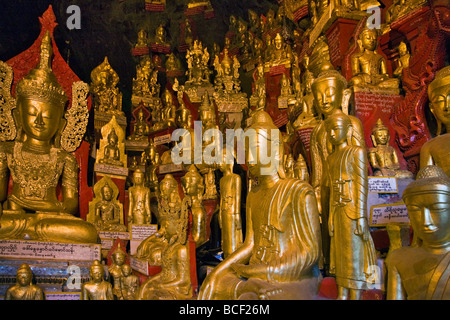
left=420, top=66, right=450, bottom=177
left=81, top=260, right=114, bottom=300
left=294, top=153, right=310, bottom=182
left=128, top=169, right=151, bottom=227
left=368, top=118, right=413, bottom=178
left=386, top=0, right=427, bottom=24
left=324, top=111, right=378, bottom=300
left=108, top=243, right=128, bottom=299
left=349, top=27, right=399, bottom=91
left=185, top=40, right=212, bottom=87
left=175, top=98, right=193, bottom=130
left=134, top=29, right=149, bottom=49
left=137, top=193, right=192, bottom=300
left=181, top=165, right=207, bottom=248
left=310, top=68, right=365, bottom=274
left=141, top=139, right=160, bottom=192
left=153, top=24, right=169, bottom=46
left=204, top=167, right=218, bottom=200
left=90, top=57, right=123, bottom=114
left=135, top=174, right=181, bottom=265
left=285, top=153, right=296, bottom=179
left=161, top=89, right=177, bottom=128
left=133, top=56, right=160, bottom=98
left=88, top=178, right=126, bottom=232
left=393, top=41, right=410, bottom=79
left=120, top=264, right=140, bottom=300
left=213, top=50, right=241, bottom=94
left=199, top=92, right=218, bottom=132
left=386, top=165, right=450, bottom=300
left=127, top=109, right=150, bottom=141
left=99, top=128, right=124, bottom=166
left=265, top=33, right=293, bottom=70
left=5, top=263, right=44, bottom=300
left=198, top=110, right=322, bottom=300
left=165, top=53, right=183, bottom=73
left=0, top=32, right=98, bottom=244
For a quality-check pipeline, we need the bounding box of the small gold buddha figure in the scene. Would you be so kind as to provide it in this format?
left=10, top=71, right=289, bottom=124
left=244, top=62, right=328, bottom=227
left=203, top=167, right=218, bottom=200
left=128, top=169, right=151, bottom=227
left=386, top=165, right=450, bottom=300
left=324, top=110, right=379, bottom=300
left=294, top=153, right=310, bottom=182
left=81, top=260, right=114, bottom=300
left=133, top=56, right=160, bottom=97
left=198, top=110, right=322, bottom=300
left=121, top=264, right=140, bottom=300
left=420, top=66, right=450, bottom=177
left=165, top=53, right=183, bottom=73
left=153, top=24, right=169, bottom=46
left=248, top=9, right=260, bottom=35
left=137, top=196, right=192, bottom=300
left=161, top=89, right=177, bottom=128
left=90, top=57, right=123, bottom=114
left=266, top=33, right=293, bottom=69
left=349, top=27, right=399, bottom=91
left=135, top=174, right=181, bottom=265
left=181, top=165, right=207, bottom=248
left=368, top=118, right=413, bottom=178
left=250, top=62, right=266, bottom=105
left=108, top=243, right=128, bottom=299
left=199, top=92, right=218, bottom=132
left=99, top=128, right=124, bottom=167
left=285, top=153, right=296, bottom=179
left=213, top=50, right=241, bottom=94
left=141, top=139, right=160, bottom=192
left=5, top=263, right=43, bottom=300
left=128, top=109, right=150, bottom=141
left=385, top=0, right=427, bottom=24
left=0, top=31, right=98, bottom=244
left=89, top=178, right=126, bottom=232
left=185, top=40, right=212, bottom=86
left=183, top=18, right=194, bottom=48
left=393, top=41, right=410, bottom=78
left=310, top=68, right=365, bottom=274
left=175, top=99, right=193, bottom=130
left=134, top=29, right=149, bottom=49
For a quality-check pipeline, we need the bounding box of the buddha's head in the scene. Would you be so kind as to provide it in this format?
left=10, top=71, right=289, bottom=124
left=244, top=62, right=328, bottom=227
left=133, top=169, right=145, bottom=186
left=398, top=41, right=408, bottom=56
left=107, top=128, right=119, bottom=147
left=175, top=101, right=192, bottom=129
left=428, top=66, right=450, bottom=135
left=199, top=93, right=216, bottom=129
left=311, top=69, right=347, bottom=117
left=371, top=118, right=390, bottom=147
left=221, top=55, right=232, bottom=76
left=359, top=27, right=378, bottom=51
left=324, top=110, right=352, bottom=147
left=403, top=165, right=450, bottom=247
left=160, top=174, right=177, bottom=199
left=162, top=89, right=173, bottom=107
left=181, top=165, right=204, bottom=197
left=246, top=110, right=283, bottom=178
left=122, top=264, right=132, bottom=277
left=274, top=33, right=283, bottom=50
left=89, top=260, right=104, bottom=283
left=15, top=31, right=67, bottom=146
left=111, top=243, right=127, bottom=266
left=16, top=264, right=33, bottom=287
left=101, top=182, right=114, bottom=202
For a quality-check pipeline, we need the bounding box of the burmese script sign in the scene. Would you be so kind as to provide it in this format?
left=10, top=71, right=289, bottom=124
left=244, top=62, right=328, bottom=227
left=131, top=224, right=158, bottom=241
left=368, top=176, right=398, bottom=193
left=45, top=292, right=81, bottom=300
left=370, top=203, right=410, bottom=227
left=0, top=240, right=101, bottom=261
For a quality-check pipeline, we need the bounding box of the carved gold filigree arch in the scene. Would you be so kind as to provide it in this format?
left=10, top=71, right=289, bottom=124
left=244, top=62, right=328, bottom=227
left=0, top=61, right=17, bottom=141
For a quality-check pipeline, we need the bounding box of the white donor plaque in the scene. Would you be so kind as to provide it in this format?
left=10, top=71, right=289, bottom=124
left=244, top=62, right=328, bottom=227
left=130, top=256, right=149, bottom=276
left=0, top=240, right=101, bottom=261
left=131, top=224, right=158, bottom=241
left=368, top=176, right=398, bottom=193
left=45, top=292, right=81, bottom=300
left=370, top=203, right=410, bottom=227
left=154, top=134, right=172, bottom=145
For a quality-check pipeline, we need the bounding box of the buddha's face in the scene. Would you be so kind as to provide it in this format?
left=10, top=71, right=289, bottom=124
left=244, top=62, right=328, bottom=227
left=183, top=174, right=199, bottom=196
left=90, top=267, right=104, bottom=282
left=16, top=270, right=32, bottom=286
left=122, top=265, right=132, bottom=277
left=102, top=185, right=113, bottom=201
left=160, top=180, right=175, bottom=198
left=223, top=62, right=231, bottom=76
left=404, top=187, right=450, bottom=246
left=361, top=30, right=377, bottom=51
left=19, top=98, right=62, bottom=142
left=245, top=129, right=281, bottom=178
left=274, top=36, right=282, bottom=50
left=108, top=135, right=118, bottom=147
left=326, top=118, right=349, bottom=146
left=374, top=129, right=390, bottom=146
left=429, top=84, right=450, bottom=129
left=312, top=78, right=344, bottom=117
left=134, top=172, right=144, bottom=185
left=113, top=253, right=126, bottom=266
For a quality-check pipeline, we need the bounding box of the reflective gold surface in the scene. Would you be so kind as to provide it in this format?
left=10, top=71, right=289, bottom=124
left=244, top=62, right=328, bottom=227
left=128, top=169, right=152, bottom=227
left=81, top=260, right=114, bottom=300
left=5, top=263, right=44, bottom=300
left=386, top=165, right=450, bottom=300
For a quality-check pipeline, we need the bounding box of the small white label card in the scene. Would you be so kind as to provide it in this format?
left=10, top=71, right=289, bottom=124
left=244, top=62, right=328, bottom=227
left=370, top=203, right=410, bottom=227
left=130, top=224, right=158, bottom=241
left=368, top=176, right=398, bottom=193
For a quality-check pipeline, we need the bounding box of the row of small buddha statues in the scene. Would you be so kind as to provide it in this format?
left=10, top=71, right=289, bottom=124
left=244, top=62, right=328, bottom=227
left=0, top=1, right=448, bottom=301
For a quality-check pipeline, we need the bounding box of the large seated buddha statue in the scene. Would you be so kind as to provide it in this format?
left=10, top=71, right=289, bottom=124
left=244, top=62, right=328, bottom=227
left=0, top=32, right=98, bottom=244
left=198, top=110, right=322, bottom=300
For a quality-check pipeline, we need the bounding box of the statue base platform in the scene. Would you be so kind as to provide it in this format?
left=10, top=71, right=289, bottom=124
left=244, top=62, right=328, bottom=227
left=149, top=43, right=171, bottom=54
left=184, top=84, right=215, bottom=103
left=131, top=47, right=150, bottom=56
left=145, top=2, right=165, bottom=12
left=0, top=239, right=101, bottom=299
left=131, top=94, right=160, bottom=109
left=125, top=139, right=150, bottom=152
